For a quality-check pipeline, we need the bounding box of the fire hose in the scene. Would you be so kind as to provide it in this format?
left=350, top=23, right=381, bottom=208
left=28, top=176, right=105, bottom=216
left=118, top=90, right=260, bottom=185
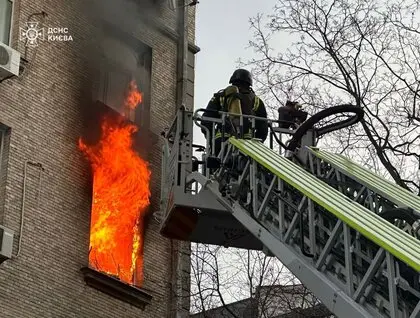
left=287, top=104, right=365, bottom=152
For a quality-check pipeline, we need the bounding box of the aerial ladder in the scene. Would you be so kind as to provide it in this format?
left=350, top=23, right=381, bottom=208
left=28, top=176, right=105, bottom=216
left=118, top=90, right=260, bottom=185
left=157, top=105, right=420, bottom=318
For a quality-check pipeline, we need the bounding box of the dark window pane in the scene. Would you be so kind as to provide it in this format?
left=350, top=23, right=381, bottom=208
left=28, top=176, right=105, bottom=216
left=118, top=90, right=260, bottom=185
left=0, top=0, right=12, bottom=45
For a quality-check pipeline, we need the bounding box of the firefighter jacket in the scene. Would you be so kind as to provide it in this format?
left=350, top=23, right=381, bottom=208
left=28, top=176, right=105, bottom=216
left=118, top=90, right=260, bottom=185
left=201, top=86, right=268, bottom=142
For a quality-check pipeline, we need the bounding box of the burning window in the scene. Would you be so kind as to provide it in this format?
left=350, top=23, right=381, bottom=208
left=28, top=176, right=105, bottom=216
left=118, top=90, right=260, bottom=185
left=96, top=66, right=136, bottom=121
left=93, top=35, right=152, bottom=129
left=79, top=80, right=151, bottom=287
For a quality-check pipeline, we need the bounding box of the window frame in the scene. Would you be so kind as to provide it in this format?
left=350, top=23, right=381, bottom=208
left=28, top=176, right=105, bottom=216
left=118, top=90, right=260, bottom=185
left=0, top=123, right=10, bottom=224
left=93, top=43, right=151, bottom=128
left=0, top=127, right=5, bottom=185
left=0, top=0, right=14, bottom=46
left=96, top=57, right=136, bottom=121
left=96, top=23, right=153, bottom=130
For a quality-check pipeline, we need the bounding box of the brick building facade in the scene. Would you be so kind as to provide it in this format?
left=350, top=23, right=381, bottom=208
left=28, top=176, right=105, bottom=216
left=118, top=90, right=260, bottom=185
left=0, top=0, right=198, bottom=317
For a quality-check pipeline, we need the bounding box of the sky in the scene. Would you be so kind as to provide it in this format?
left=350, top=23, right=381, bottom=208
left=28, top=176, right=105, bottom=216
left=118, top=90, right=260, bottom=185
left=193, top=0, right=278, bottom=147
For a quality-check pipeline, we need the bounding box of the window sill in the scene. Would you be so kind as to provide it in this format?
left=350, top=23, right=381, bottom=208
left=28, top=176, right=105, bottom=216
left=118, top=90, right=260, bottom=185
left=80, top=267, right=153, bottom=310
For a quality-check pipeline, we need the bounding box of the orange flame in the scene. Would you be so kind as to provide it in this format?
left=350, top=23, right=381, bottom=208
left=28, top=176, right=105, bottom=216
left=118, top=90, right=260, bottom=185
left=79, top=80, right=150, bottom=286
left=125, top=80, right=143, bottom=110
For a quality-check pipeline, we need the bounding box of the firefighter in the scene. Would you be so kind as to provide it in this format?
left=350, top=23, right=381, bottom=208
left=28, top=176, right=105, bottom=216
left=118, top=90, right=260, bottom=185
left=278, top=100, right=308, bottom=129
left=201, top=69, right=268, bottom=156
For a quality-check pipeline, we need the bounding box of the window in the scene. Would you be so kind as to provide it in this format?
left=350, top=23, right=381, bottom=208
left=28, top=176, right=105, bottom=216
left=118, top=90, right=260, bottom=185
left=93, top=35, right=151, bottom=127
left=96, top=61, right=135, bottom=120
left=0, top=0, right=13, bottom=45
left=0, top=124, right=10, bottom=223
left=81, top=30, right=154, bottom=309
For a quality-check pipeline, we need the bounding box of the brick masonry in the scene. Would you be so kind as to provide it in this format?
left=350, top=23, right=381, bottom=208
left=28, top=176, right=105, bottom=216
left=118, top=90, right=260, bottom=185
left=0, top=0, right=198, bottom=317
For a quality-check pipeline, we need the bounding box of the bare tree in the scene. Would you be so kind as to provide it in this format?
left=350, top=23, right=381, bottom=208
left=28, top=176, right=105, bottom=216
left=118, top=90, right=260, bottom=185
left=189, top=244, right=332, bottom=317
left=242, top=0, right=420, bottom=193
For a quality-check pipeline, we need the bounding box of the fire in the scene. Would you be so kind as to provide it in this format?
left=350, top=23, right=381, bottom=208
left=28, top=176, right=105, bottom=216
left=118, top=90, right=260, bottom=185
left=79, top=79, right=150, bottom=286
left=125, top=80, right=143, bottom=110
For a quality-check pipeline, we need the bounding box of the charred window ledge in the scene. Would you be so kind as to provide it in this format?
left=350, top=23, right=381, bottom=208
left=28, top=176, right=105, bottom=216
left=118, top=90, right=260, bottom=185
left=81, top=267, right=153, bottom=310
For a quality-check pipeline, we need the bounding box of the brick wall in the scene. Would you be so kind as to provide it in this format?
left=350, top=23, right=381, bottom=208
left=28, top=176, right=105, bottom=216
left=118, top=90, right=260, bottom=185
left=0, top=0, right=198, bottom=317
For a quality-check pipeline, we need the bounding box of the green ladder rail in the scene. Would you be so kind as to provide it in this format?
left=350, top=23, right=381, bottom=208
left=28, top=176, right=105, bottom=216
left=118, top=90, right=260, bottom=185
left=308, top=147, right=420, bottom=214
left=230, top=138, right=420, bottom=272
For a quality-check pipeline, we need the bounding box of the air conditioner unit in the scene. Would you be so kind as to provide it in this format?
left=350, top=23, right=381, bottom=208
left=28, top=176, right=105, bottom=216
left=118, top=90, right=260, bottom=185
left=0, top=42, right=21, bottom=78
left=0, top=225, right=14, bottom=264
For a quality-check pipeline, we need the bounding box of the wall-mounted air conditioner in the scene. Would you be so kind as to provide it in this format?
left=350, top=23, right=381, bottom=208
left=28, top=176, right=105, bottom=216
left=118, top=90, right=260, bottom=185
left=0, top=225, right=14, bottom=264
left=0, top=42, right=21, bottom=78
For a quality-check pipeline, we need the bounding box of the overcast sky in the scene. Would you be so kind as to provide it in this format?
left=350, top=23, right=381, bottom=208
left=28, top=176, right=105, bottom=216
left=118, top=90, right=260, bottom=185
left=193, top=0, right=278, bottom=146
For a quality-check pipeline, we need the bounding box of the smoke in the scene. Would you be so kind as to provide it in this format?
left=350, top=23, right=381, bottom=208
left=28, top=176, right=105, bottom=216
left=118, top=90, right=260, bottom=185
left=81, top=0, right=164, bottom=110
left=87, top=0, right=164, bottom=35
left=82, top=0, right=164, bottom=68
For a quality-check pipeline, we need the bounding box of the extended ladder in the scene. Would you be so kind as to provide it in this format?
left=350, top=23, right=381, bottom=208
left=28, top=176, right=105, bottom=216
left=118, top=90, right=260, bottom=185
left=158, top=108, right=420, bottom=318
left=306, top=147, right=420, bottom=222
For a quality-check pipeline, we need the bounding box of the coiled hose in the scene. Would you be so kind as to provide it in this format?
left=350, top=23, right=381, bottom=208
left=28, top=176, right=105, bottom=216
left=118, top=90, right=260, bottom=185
left=287, top=104, right=365, bottom=152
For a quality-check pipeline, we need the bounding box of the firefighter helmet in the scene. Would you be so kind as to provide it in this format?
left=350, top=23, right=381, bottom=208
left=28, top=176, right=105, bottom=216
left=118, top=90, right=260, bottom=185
left=229, top=69, right=253, bottom=87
